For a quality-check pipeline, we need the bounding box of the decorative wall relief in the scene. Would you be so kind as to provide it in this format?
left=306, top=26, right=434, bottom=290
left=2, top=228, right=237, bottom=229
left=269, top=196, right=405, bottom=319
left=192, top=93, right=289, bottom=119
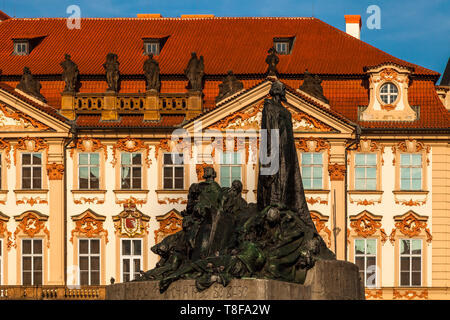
left=13, top=211, right=50, bottom=248
left=389, top=211, right=432, bottom=244
left=154, top=209, right=183, bottom=245
left=111, top=137, right=151, bottom=167
left=70, top=209, right=108, bottom=244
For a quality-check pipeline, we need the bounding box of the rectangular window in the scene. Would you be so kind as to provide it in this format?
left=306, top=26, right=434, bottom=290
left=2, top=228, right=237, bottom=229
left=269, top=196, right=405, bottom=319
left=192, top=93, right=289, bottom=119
left=163, top=153, right=184, bottom=190
left=79, top=153, right=100, bottom=190
left=79, top=239, right=100, bottom=286
left=121, top=239, right=142, bottom=282
left=14, top=41, right=29, bottom=55
left=400, top=239, right=422, bottom=286
left=301, top=153, right=323, bottom=189
left=400, top=154, right=422, bottom=190
left=22, top=153, right=42, bottom=190
left=121, top=153, right=142, bottom=190
left=144, top=41, right=160, bottom=55
left=355, top=153, right=377, bottom=190
left=354, top=238, right=377, bottom=287
left=22, top=239, right=43, bottom=285
left=220, top=152, right=242, bottom=188
left=275, top=41, right=289, bottom=54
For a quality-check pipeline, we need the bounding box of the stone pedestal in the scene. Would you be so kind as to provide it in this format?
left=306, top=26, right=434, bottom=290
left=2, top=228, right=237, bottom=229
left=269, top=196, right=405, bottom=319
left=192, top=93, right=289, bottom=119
left=106, top=260, right=364, bottom=300
left=60, top=94, right=75, bottom=120
left=101, top=91, right=118, bottom=121
left=186, top=90, right=203, bottom=120
left=144, top=90, right=160, bottom=121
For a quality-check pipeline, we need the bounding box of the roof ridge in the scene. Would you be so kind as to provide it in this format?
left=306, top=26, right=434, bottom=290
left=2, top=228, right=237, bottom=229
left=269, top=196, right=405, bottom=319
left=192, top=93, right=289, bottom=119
left=7, top=16, right=315, bottom=21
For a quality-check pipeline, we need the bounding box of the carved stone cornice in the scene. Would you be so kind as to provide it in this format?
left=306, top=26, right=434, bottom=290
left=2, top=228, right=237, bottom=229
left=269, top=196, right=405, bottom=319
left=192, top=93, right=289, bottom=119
left=111, top=137, right=151, bottom=167
left=70, top=137, right=108, bottom=160
left=389, top=211, right=432, bottom=244
left=290, top=109, right=333, bottom=132
left=154, top=139, right=171, bottom=159
left=355, top=139, right=385, bottom=165
left=70, top=209, right=108, bottom=244
left=391, top=139, right=430, bottom=166
left=13, top=211, right=50, bottom=248
left=0, top=212, right=12, bottom=250
left=0, top=104, right=49, bottom=131
left=365, top=289, right=383, bottom=300
left=13, top=137, right=49, bottom=166
left=328, top=163, right=346, bottom=181
left=47, top=163, right=64, bottom=180
left=154, top=209, right=183, bottom=244
left=310, top=211, right=331, bottom=247
left=349, top=211, right=387, bottom=244
left=393, top=289, right=428, bottom=300
left=0, top=138, right=11, bottom=168
left=295, top=137, right=330, bottom=155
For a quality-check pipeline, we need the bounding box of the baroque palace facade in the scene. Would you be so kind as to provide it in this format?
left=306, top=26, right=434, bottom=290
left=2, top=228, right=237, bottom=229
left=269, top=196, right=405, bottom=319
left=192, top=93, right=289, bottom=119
left=0, top=12, right=449, bottom=300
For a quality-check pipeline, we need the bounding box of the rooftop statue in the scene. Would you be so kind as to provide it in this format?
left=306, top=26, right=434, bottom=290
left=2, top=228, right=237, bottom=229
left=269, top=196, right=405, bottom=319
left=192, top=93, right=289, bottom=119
left=215, top=70, right=244, bottom=102
left=60, top=54, right=79, bottom=94
left=16, top=67, right=46, bottom=102
left=136, top=81, right=335, bottom=293
left=103, top=53, right=120, bottom=93
left=265, top=47, right=279, bottom=77
left=185, top=52, right=204, bottom=92
left=299, top=69, right=329, bottom=104
left=143, top=53, right=161, bottom=92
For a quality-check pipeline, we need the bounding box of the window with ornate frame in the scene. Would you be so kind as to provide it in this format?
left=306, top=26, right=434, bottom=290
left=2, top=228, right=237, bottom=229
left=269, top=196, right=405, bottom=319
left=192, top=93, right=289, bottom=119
left=354, top=153, right=377, bottom=190
left=78, top=152, right=100, bottom=190
left=120, top=239, right=142, bottom=282
left=354, top=238, right=377, bottom=288
left=21, top=152, right=42, bottom=190
left=121, top=152, right=142, bottom=190
left=399, top=238, right=422, bottom=287
left=379, top=82, right=399, bottom=105
left=348, top=211, right=387, bottom=288
left=300, top=152, right=323, bottom=190
left=70, top=209, right=107, bottom=286
left=392, top=140, right=429, bottom=194
left=389, top=211, right=431, bottom=287
left=22, top=238, right=43, bottom=285
left=219, top=152, right=242, bottom=188
left=163, top=153, right=184, bottom=190
left=78, top=238, right=100, bottom=286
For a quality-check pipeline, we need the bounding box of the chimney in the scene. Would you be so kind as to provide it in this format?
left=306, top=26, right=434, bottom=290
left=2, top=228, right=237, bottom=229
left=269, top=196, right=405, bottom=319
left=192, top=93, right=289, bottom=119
left=137, top=14, right=162, bottom=18
left=345, top=15, right=361, bottom=39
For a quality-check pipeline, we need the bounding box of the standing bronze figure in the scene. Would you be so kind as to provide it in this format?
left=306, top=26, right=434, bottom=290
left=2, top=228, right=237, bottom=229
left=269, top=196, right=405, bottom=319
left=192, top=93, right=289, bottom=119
left=60, top=54, right=79, bottom=94
left=184, top=52, right=204, bottom=92
left=143, top=53, right=161, bottom=92
left=103, top=53, right=120, bottom=92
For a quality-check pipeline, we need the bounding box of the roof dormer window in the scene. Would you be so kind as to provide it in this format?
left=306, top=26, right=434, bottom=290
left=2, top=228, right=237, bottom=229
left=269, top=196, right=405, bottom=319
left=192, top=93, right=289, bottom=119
left=144, top=40, right=160, bottom=55
left=273, top=36, right=295, bottom=55
left=14, top=40, right=29, bottom=55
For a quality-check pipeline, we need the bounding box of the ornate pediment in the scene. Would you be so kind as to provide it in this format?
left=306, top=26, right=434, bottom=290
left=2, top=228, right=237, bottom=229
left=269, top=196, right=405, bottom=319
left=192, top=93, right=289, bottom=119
left=207, top=99, right=333, bottom=132
left=0, top=103, right=49, bottom=131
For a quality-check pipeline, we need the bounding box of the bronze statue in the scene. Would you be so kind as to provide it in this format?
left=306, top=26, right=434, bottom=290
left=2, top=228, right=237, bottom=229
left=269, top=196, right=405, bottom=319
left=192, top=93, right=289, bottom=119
left=143, top=53, right=160, bottom=92
left=215, top=70, right=244, bottom=102
left=103, top=53, right=120, bottom=92
left=16, top=67, right=46, bottom=102
left=136, top=82, right=334, bottom=293
left=265, top=47, right=279, bottom=77
left=184, top=52, right=204, bottom=92
left=60, top=54, right=79, bottom=94
left=299, top=69, right=329, bottom=104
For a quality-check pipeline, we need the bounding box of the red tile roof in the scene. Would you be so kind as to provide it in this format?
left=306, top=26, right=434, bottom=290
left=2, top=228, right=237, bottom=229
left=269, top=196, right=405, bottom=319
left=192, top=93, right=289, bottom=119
left=75, top=114, right=185, bottom=128
left=0, top=16, right=447, bottom=130
left=0, top=17, right=439, bottom=76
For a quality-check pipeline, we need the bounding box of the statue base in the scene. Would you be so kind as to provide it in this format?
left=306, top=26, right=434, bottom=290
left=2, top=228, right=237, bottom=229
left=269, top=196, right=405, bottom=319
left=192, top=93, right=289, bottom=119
left=105, top=260, right=364, bottom=300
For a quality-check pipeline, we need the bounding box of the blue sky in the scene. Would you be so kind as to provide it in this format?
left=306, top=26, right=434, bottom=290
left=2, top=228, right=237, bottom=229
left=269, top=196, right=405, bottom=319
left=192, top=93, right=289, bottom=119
left=2, top=0, right=449, bottom=81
